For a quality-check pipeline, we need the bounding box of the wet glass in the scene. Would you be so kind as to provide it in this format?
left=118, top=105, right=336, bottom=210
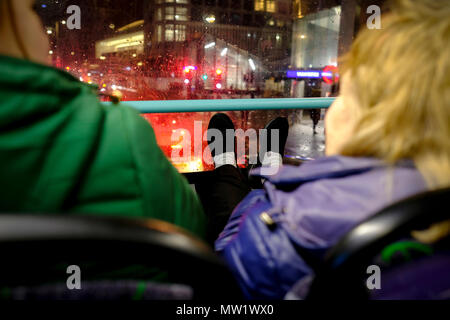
left=36, top=0, right=382, bottom=172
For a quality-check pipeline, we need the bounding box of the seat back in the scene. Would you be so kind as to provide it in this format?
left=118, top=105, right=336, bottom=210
left=307, top=187, right=450, bottom=300
left=370, top=250, right=450, bottom=300
left=0, top=214, right=241, bottom=300
left=5, top=280, right=195, bottom=301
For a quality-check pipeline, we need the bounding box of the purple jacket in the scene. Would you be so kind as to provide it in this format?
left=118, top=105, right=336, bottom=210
left=215, top=156, right=427, bottom=299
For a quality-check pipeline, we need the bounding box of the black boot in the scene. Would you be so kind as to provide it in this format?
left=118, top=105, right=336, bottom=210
left=207, top=113, right=236, bottom=165
left=260, top=117, right=289, bottom=159
left=248, top=117, right=289, bottom=186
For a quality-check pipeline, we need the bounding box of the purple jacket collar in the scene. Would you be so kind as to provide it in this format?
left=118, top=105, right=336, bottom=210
left=252, top=156, right=416, bottom=186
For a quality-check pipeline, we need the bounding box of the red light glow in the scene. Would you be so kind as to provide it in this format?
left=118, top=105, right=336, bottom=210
left=183, top=66, right=197, bottom=74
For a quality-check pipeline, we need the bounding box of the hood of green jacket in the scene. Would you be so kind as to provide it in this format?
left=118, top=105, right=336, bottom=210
left=0, top=55, right=104, bottom=210
left=0, top=55, right=206, bottom=239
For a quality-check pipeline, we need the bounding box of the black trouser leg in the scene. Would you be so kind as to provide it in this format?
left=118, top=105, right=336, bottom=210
left=196, top=165, right=252, bottom=245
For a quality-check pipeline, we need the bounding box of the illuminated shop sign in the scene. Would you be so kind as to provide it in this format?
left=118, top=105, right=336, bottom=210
left=287, top=66, right=339, bottom=84
left=287, top=70, right=334, bottom=79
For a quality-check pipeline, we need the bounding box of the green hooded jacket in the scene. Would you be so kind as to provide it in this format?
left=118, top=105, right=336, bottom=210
left=0, top=55, right=206, bottom=239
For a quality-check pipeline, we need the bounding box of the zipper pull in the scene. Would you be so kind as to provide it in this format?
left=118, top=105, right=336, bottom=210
left=260, top=211, right=277, bottom=229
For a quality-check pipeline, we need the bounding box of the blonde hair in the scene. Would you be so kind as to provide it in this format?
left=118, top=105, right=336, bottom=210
left=340, top=0, right=450, bottom=189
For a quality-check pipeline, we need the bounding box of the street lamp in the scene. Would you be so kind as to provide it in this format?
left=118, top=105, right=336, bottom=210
left=249, top=59, right=256, bottom=71
left=205, top=15, right=216, bottom=24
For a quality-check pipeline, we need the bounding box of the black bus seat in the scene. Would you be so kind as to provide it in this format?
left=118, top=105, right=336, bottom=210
left=0, top=214, right=241, bottom=300
left=305, top=187, right=450, bottom=300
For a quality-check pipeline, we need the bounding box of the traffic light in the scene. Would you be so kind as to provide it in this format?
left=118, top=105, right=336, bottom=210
left=183, top=66, right=196, bottom=86
left=183, top=66, right=197, bottom=74
left=214, top=68, right=224, bottom=90
left=202, top=74, right=208, bottom=81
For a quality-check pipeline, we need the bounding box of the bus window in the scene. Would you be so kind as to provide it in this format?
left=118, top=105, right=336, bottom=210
left=37, top=0, right=387, bottom=172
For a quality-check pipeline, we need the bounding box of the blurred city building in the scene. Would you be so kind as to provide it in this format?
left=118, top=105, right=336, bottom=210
left=41, top=0, right=386, bottom=99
